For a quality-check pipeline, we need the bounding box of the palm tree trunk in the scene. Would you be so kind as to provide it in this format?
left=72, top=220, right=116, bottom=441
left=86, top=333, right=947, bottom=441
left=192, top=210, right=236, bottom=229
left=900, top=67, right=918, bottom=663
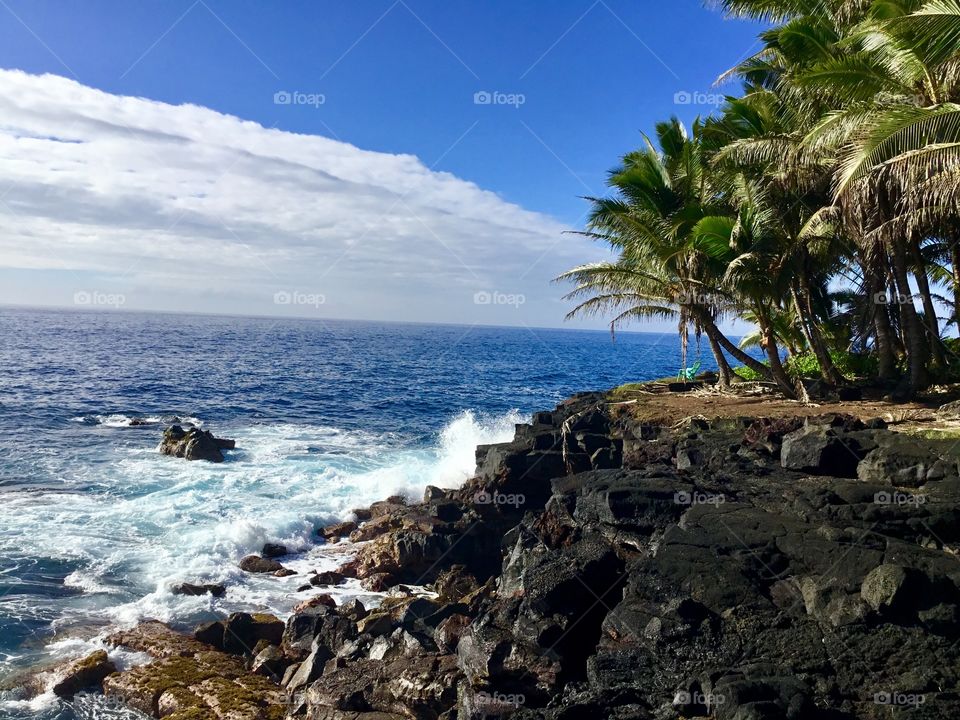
left=890, top=240, right=930, bottom=394
left=871, top=281, right=899, bottom=382
left=705, top=330, right=733, bottom=387
left=756, top=310, right=797, bottom=399
left=791, top=280, right=844, bottom=385
left=909, top=236, right=945, bottom=370
left=692, top=307, right=772, bottom=378
left=861, top=248, right=898, bottom=382
left=949, top=238, right=960, bottom=337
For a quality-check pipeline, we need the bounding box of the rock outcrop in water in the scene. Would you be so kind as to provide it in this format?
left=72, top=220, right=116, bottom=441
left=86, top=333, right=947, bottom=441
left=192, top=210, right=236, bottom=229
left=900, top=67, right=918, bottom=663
left=92, top=393, right=960, bottom=719
left=159, top=425, right=236, bottom=463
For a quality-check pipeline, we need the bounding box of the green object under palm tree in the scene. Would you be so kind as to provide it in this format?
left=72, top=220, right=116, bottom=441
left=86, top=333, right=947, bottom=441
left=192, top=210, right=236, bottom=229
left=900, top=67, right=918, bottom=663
left=677, top=361, right=702, bottom=382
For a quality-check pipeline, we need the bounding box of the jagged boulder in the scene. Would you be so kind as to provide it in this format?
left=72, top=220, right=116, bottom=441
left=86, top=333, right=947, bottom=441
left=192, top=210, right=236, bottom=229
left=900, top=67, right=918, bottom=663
left=857, top=432, right=960, bottom=487
left=239, top=554, right=293, bottom=575
left=160, top=425, right=236, bottom=463
left=44, top=650, right=117, bottom=699
left=172, top=581, right=226, bottom=597
left=780, top=424, right=863, bottom=477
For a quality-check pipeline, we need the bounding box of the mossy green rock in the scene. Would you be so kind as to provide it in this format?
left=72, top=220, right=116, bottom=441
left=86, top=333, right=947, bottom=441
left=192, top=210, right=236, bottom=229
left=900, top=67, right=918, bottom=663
left=105, top=623, right=285, bottom=719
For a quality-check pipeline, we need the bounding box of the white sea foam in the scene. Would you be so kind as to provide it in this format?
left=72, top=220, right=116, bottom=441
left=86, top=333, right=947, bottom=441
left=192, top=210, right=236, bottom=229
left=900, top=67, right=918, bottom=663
left=69, top=414, right=202, bottom=428
left=0, top=408, right=523, bottom=672
left=428, top=409, right=525, bottom=488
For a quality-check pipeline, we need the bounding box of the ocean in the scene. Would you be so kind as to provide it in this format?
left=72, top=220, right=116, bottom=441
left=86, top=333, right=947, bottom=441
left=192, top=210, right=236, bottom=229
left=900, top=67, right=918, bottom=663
left=0, top=307, right=727, bottom=718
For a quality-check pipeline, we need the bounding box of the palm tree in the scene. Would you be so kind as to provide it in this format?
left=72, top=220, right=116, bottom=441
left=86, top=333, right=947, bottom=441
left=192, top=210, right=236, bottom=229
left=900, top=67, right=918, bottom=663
left=704, top=87, right=850, bottom=385
left=559, top=0, right=960, bottom=397
left=556, top=119, right=775, bottom=388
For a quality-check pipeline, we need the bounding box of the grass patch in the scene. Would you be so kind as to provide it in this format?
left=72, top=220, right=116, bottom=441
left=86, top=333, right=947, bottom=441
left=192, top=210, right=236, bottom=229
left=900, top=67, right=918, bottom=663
left=900, top=427, right=960, bottom=441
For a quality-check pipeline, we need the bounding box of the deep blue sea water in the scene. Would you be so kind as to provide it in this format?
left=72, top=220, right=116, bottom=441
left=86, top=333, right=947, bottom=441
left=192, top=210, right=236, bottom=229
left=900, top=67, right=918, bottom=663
left=0, top=307, right=729, bottom=718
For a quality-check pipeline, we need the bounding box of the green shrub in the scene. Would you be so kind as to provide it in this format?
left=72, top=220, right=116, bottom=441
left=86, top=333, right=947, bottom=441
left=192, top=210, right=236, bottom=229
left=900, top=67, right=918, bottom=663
left=785, top=350, right=878, bottom=380
left=733, top=364, right=767, bottom=381
left=786, top=352, right=820, bottom=379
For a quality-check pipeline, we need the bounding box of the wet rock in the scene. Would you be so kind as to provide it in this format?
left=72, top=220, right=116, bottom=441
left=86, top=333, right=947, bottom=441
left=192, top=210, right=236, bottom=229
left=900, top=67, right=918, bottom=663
left=321, top=520, right=358, bottom=542
left=239, top=554, right=288, bottom=574
left=108, top=621, right=213, bottom=657
left=119, top=397, right=960, bottom=720
left=49, top=650, right=117, bottom=698
left=172, top=581, right=226, bottom=597
left=105, top=621, right=287, bottom=717
left=423, top=485, right=449, bottom=502
left=312, top=571, right=347, bottom=587
left=261, top=542, right=288, bottom=558
left=293, top=594, right=338, bottom=614
left=221, top=612, right=285, bottom=655
left=159, top=424, right=235, bottom=463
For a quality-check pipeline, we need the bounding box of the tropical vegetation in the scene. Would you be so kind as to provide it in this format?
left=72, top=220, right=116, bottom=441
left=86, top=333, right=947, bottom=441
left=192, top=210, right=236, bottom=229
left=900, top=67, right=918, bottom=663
left=557, top=0, right=960, bottom=399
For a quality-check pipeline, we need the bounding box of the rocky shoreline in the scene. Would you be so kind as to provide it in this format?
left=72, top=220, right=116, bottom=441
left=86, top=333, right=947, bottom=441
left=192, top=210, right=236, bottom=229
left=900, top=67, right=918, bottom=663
left=29, top=392, right=960, bottom=718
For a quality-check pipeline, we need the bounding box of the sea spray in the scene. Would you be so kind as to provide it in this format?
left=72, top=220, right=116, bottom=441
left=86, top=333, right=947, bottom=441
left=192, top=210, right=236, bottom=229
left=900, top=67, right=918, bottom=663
left=0, top=408, right=525, bottom=688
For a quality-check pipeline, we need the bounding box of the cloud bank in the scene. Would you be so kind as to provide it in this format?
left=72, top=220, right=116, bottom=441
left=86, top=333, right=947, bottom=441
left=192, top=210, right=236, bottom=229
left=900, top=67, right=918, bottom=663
left=0, top=70, right=591, bottom=324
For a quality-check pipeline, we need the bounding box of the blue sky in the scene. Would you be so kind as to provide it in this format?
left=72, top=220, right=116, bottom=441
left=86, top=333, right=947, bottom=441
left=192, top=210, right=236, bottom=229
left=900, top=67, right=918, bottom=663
left=0, top=1, right=762, bottom=328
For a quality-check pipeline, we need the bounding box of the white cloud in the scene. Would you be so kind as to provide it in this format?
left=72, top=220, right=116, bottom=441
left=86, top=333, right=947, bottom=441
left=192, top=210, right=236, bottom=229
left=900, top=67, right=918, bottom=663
left=0, top=69, right=598, bottom=324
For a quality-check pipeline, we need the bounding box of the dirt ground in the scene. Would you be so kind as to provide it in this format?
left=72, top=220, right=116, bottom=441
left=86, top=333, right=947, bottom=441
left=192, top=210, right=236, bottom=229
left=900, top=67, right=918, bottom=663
left=607, top=381, right=960, bottom=430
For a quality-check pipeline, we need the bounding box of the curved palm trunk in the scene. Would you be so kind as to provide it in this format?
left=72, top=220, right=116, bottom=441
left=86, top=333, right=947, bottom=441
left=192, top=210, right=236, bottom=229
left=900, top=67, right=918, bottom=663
left=890, top=240, right=930, bottom=394
left=909, top=236, right=945, bottom=370
left=756, top=309, right=797, bottom=399
left=692, top=307, right=772, bottom=378
left=791, top=280, right=844, bottom=385
left=703, top=328, right=733, bottom=386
